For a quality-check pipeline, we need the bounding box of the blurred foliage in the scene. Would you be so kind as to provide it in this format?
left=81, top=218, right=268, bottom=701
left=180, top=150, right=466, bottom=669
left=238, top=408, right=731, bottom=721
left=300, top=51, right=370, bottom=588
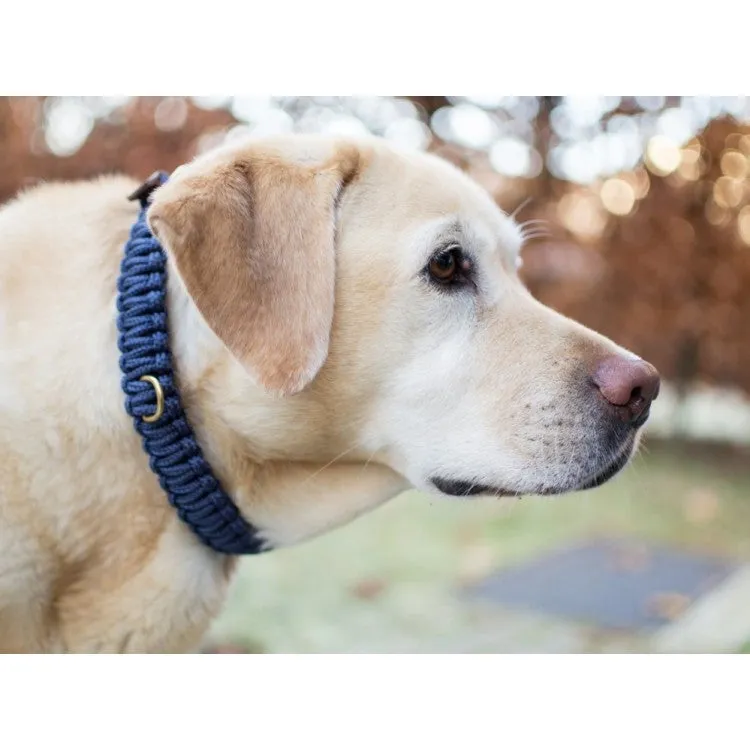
left=2, top=96, right=750, bottom=393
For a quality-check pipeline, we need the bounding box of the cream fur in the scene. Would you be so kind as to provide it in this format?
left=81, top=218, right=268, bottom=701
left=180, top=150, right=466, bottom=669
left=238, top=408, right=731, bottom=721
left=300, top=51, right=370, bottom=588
left=0, top=134, right=649, bottom=652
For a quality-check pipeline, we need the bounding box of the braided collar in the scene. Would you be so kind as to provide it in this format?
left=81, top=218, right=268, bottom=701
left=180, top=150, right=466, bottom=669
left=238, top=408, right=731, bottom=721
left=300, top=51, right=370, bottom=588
left=116, top=171, right=267, bottom=555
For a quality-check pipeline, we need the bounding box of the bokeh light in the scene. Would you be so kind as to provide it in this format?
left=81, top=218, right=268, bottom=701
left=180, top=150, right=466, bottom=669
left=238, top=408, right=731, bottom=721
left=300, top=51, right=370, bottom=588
left=720, top=149, right=748, bottom=178
left=557, top=192, right=608, bottom=238
left=3, top=94, right=750, bottom=397
left=600, top=177, right=636, bottom=215
left=713, top=175, right=745, bottom=209
left=43, top=98, right=93, bottom=156
left=645, top=135, right=682, bottom=176
left=738, top=205, right=750, bottom=244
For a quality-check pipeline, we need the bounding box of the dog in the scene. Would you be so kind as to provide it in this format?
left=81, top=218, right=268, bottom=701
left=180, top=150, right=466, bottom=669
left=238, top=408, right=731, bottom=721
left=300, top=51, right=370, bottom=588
left=0, top=134, right=660, bottom=652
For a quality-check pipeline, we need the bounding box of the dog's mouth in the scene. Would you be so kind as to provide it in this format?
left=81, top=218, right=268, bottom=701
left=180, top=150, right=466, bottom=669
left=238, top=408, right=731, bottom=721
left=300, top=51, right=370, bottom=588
left=430, top=435, right=636, bottom=499
left=430, top=477, right=521, bottom=498
left=575, top=441, right=633, bottom=491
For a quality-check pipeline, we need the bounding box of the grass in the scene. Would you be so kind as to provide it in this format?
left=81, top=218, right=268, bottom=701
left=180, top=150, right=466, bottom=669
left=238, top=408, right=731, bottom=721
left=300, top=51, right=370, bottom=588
left=207, top=439, right=750, bottom=653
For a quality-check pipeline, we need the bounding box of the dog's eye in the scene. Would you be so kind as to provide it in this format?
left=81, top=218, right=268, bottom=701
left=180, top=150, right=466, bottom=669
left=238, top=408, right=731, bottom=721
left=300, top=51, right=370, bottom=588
left=427, top=245, right=469, bottom=285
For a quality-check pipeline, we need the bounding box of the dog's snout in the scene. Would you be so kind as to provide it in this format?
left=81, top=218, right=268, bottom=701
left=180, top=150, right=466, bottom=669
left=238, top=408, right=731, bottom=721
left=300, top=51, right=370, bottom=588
left=591, top=355, right=661, bottom=424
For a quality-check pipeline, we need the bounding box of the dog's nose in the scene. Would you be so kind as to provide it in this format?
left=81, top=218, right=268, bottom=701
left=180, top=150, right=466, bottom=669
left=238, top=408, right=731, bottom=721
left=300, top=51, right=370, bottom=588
left=591, top=356, right=661, bottom=424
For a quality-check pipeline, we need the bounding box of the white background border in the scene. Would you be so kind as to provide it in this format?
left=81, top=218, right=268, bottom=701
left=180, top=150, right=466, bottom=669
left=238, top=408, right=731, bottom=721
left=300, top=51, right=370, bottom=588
left=2, top=656, right=748, bottom=748
left=1, top=4, right=748, bottom=747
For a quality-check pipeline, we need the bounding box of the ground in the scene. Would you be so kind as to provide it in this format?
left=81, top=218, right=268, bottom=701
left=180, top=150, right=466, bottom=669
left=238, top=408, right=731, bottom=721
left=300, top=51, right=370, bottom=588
left=207, top=439, right=750, bottom=653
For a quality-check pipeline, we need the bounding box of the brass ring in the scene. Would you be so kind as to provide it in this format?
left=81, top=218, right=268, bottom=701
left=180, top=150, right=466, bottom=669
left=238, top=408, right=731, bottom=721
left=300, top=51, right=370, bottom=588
left=139, top=375, right=164, bottom=423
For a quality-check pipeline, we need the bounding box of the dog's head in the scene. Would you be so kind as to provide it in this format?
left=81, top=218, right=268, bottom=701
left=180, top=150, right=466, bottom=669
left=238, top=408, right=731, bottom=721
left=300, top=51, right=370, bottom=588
left=148, top=134, right=659, bottom=503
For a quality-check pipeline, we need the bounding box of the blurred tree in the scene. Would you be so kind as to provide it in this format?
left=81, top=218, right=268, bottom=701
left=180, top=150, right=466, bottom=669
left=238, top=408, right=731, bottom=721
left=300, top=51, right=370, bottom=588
left=1, top=96, right=749, bottom=395
left=0, top=97, right=235, bottom=198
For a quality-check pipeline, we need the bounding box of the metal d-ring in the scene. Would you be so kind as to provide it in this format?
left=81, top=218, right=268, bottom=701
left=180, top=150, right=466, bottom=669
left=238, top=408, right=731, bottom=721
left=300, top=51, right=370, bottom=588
left=139, top=375, right=164, bottom=423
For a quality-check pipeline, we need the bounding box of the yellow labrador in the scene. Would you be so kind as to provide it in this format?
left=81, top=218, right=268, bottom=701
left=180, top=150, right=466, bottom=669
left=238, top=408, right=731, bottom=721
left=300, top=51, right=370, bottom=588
left=0, top=134, right=659, bottom=652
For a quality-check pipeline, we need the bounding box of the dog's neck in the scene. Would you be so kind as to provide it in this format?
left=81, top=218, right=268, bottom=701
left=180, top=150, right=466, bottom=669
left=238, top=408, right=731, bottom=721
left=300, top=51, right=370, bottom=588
left=164, top=260, right=344, bottom=460
left=162, top=261, right=409, bottom=549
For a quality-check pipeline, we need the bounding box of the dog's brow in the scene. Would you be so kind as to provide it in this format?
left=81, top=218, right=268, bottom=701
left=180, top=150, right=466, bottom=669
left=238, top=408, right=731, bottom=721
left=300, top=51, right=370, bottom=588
left=414, top=218, right=466, bottom=264
left=433, top=218, right=463, bottom=244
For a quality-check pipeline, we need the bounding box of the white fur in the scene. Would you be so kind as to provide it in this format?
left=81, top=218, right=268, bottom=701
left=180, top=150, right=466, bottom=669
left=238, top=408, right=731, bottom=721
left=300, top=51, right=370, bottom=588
left=0, top=135, right=652, bottom=652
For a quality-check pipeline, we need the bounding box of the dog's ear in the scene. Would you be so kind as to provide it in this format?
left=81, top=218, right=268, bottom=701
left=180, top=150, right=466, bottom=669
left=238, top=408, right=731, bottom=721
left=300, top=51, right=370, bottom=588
left=147, top=141, right=361, bottom=395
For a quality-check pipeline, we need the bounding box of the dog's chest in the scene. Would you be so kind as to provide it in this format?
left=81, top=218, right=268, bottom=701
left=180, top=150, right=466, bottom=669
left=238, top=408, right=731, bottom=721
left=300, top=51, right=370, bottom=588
left=1, top=416, right=233, bottom=652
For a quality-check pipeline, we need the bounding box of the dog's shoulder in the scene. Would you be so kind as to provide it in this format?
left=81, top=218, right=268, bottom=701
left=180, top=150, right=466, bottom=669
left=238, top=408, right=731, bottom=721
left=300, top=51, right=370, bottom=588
left=1, top=173, right=139, bottom=217
left=0, top=174, right=140, bottom=273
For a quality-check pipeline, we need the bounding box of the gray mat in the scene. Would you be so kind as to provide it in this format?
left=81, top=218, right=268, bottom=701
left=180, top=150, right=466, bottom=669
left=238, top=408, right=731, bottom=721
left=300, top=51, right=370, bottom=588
left=465, top=538, right=737, bottom=630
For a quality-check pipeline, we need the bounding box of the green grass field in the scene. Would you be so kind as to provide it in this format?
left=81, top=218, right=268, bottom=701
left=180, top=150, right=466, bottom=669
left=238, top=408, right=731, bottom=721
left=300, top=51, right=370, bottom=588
left=208, top=439, right=750, bottom=653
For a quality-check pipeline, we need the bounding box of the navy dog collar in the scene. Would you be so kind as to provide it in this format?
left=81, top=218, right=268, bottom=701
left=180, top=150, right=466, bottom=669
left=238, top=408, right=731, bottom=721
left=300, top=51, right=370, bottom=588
left=116, top=172, right=267, bottom=556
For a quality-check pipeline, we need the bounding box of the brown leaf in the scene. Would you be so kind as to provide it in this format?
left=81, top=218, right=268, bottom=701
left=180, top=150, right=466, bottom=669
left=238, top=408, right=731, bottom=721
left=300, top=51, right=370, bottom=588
left=647, top=592, right=692, bottom=621
left=350, top=578, right=387, bottom=601
left=457, top=543, right=497, bottom=585
left=201, top=643, right=257, bottom=654
left=684, top=488, right=721, bottom=525
left=611, top=542, right=651, bottom=572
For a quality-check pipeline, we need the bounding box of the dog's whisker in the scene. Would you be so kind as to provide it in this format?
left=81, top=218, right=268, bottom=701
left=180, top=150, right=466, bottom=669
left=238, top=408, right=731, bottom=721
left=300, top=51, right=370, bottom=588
left=518, top=223, right=549, bottom=237
left=360, top=447, right=379, bottom=476
left=301, top=445, right=360, bottom=485
left=510, top=197, right=533, bottom=220
left=520, top=231, right=551, bottom=242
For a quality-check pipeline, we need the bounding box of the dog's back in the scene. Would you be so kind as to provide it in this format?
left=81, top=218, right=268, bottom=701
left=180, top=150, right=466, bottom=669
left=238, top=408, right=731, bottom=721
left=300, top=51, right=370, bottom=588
left=0, top=178, right=134, bottom=649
